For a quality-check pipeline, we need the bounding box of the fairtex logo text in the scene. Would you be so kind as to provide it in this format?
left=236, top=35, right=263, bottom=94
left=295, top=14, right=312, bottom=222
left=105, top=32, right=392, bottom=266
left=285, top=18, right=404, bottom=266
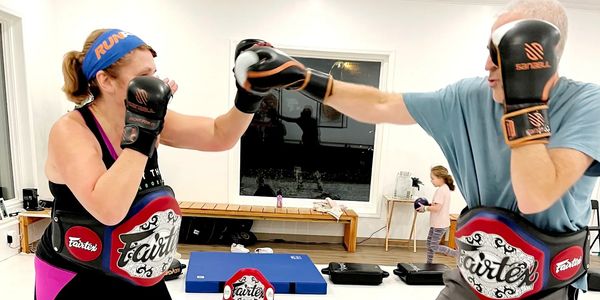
left=68, top=237, right=98, bottom=252
left=555, top=257, right=582, bottom=274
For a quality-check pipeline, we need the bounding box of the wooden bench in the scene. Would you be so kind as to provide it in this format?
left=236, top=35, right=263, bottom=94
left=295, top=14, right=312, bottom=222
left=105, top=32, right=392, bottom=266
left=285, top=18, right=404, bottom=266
left=178, top=201, right=359, bottom=252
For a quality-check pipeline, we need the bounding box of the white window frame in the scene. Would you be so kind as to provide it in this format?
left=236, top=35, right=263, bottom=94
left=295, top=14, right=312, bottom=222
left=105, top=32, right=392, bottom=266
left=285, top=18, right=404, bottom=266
left=227, top=40, right=395, bottom=218
left=0, top=7, right=37, bottom=212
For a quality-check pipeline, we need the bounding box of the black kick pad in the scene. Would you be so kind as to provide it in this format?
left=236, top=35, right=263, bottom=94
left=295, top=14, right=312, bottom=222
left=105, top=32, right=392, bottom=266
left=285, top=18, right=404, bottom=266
left=588, top=268, right=600, bottom=291
left=393, top=263, right=451, bottom=285
left=321, top=262, right=389, bottom=285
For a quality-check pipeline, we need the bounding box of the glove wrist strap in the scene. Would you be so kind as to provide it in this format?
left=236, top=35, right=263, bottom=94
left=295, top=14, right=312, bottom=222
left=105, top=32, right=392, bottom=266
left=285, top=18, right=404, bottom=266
left=501, top=105, right=550, bottom=148
left=121, top=126, right=157, bottom=157
left=234, top=88, right=263, bottom=114
left=298, top=69, right=333, bottom=103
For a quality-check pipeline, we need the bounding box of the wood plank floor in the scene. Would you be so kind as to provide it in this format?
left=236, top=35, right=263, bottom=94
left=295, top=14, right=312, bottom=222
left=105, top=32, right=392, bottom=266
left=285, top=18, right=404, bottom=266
left=178, top=241, right=600, bottom=268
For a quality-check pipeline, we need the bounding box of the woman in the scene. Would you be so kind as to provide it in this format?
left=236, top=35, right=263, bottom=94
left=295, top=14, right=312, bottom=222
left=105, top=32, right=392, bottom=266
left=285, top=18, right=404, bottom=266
left=35, top=29, right=264, bottom=299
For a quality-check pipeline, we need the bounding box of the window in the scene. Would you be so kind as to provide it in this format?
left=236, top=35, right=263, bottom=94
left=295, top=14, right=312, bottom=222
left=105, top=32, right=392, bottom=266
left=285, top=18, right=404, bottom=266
left=237, top=51, right=386, bottom=204
left=0, top=22, right=15, bottom=201
left=0, top=9, right=36, bottom=205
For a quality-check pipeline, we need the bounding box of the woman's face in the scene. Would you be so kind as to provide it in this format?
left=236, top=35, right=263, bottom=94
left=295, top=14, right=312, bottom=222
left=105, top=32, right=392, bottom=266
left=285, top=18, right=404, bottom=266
left=112, top=48, right=157, bottom=103
left=430, top=173, right=444, bottom=187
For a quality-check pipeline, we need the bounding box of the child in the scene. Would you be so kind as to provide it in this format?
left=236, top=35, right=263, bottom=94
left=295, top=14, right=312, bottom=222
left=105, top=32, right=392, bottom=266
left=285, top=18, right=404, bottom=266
left=417, top=165, right=458, bottom=263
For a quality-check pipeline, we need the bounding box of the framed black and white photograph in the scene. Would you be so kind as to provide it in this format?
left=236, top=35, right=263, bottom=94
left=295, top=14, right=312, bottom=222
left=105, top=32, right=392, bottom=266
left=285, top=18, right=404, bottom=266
left=237, top=49, right=386, bottom=202
left=0, top=197, right=8, bottom=220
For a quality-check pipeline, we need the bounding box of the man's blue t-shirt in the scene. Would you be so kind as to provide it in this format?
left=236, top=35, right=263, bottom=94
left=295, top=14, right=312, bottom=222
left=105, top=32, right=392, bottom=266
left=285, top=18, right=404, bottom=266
left=404, top=77, right=600, bottom=232
left=404, top=77, right=600, bottom=290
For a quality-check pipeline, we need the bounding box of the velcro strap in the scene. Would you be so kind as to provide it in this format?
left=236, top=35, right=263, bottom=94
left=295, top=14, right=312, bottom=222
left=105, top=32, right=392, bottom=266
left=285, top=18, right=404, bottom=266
left=121, top=125, right=157, bottom=157
left=501, top=105, right=550, bottom=147
left=298, top=68, right=333, bottom=102
left=234, top=88, right=263, bottom=114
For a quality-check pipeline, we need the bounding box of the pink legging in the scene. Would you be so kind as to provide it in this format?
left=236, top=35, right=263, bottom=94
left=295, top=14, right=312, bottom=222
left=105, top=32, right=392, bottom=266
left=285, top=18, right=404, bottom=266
left=34, top=257, right=76, bottom=300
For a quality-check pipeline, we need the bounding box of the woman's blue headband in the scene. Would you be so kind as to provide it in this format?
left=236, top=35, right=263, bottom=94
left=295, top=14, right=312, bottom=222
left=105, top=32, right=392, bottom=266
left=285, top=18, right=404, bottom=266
left=82, top=29, right=146, bottom=80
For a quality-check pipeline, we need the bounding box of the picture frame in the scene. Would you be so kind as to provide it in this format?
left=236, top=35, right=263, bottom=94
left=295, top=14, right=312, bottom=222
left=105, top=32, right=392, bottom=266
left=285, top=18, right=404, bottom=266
left=274, top=55, right=383, bottom=129
left=317, top=102, right=347, bottom=128
left=236, top=46, right=390, bottom=205
left=0, top=198, right=7, bottom=220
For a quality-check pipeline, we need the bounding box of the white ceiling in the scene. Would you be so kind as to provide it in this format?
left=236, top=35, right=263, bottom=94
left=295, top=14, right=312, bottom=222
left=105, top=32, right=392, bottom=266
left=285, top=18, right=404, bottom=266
left=421, top=0, right=600, bottom=10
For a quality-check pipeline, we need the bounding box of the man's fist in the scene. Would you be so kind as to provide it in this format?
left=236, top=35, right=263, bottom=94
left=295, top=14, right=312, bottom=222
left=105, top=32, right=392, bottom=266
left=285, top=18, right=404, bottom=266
left=233, top=39, right=273, bottom=114
left=490, top=19, right=560, bottom=147
left=234, top=47, right=333, bottom=103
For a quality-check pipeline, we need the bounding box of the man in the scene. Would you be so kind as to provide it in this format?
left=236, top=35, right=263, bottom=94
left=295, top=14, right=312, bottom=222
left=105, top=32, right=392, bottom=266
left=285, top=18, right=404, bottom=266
left=234, top=1, right=600, bottom=298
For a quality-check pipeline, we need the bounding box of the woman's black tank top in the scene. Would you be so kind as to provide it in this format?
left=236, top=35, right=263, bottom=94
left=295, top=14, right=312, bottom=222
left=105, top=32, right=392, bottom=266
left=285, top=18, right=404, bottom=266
left=36, top=104, right=164, bottom=270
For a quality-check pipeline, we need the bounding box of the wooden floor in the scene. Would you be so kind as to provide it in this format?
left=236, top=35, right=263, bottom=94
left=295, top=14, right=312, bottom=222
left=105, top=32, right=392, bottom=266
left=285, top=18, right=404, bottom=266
left=178, top=241, right=600, bottom=268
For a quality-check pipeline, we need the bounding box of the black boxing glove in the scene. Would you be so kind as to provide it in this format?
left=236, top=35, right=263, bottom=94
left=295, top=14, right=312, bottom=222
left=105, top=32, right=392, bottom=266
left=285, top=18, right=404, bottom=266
left=234, top=46, right=333, bottom=103
left=121, top=76, right=172, bottom=156
left=233, top=39, right=273, bottom=113
left=490, top=19, right=560, bottom=148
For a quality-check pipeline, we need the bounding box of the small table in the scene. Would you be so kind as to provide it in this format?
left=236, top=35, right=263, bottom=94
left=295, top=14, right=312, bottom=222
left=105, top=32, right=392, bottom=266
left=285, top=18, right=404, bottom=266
left=18, top=209, right=51, bottom=253
left=384, top=195, right=417, bottom=252
left=448, top=213, right=459, bottom=249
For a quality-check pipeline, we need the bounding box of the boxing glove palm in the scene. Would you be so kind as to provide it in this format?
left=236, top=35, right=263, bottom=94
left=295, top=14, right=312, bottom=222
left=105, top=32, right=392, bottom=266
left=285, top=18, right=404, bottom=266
left=490, top=19, right=560, bottom=148
left=233, top=39, right=272, bottom=113
left=121, top=76, right=172, bottom=156
left=234, top=47, right=333, bottom=103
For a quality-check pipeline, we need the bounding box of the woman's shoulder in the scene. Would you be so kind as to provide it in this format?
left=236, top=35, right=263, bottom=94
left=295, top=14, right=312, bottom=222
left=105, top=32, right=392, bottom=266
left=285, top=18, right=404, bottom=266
left=48, top=110, right=97, bottom=147
left=51, top=110, right=86, bottom=133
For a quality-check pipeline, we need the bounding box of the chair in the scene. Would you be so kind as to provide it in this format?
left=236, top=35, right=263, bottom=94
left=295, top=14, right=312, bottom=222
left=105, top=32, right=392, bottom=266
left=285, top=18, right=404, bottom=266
left=590, top=199, right=600, bottom=254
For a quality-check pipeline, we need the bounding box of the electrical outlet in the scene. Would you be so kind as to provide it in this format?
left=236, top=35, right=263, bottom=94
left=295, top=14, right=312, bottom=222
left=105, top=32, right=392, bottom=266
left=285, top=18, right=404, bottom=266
left=6, top=230, right=17, bottom=247
left=0, top=220, right=20, bottom=261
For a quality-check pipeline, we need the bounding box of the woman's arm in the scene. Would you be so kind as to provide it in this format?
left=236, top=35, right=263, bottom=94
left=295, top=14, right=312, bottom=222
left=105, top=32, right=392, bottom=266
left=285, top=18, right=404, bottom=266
left=46, top=114, right=147, bottom=225
left=159, top=108, right=253, bottom=151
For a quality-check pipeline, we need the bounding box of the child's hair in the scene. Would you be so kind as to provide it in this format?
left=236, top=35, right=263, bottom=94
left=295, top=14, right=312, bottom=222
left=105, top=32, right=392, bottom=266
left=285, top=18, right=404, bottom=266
left=431, top=165, right=455, bottom=191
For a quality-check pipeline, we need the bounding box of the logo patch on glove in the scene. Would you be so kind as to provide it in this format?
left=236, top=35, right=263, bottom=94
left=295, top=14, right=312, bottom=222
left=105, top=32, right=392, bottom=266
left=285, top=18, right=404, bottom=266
left=134, top=88, right=149, bottom=105
left=515, top=42, right=552, bottom=71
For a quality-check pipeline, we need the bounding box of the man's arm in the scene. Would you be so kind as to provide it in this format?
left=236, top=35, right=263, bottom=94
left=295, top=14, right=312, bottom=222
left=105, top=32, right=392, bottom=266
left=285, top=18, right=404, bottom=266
left=235, top=46, right=416, bottom=126
left=511, top=146, right=593, bottom=214
left=324, top=81, right=416, bottom=125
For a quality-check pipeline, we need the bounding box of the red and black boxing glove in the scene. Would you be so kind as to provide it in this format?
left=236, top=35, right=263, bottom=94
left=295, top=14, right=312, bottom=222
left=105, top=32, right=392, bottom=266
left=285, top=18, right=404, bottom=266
left=490, top=19, right=560, bottom=148
left=234, top=47, right=333, bottom=103
left=233, top=39, right=273, bottom=113
left=121, top=76, right=172, bottom=156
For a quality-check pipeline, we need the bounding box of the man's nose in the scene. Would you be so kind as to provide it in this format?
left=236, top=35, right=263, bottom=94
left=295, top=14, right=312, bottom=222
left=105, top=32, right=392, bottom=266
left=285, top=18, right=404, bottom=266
left=485, top=56, right=497, bottom=71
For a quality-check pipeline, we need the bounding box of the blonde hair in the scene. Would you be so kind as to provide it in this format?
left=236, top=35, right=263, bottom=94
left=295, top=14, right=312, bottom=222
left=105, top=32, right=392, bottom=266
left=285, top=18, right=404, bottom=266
left=431, top=165, right=455, bottom=191
left=61, top=29, right=156, bottom=105
left=500, top=0, right=568, bottom=59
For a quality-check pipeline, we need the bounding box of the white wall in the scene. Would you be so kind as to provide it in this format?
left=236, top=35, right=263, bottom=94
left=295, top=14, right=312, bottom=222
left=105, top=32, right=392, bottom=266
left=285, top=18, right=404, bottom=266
left=0, top=219, right=19, bottom=261
left=2, top=0, right=600, bottom=241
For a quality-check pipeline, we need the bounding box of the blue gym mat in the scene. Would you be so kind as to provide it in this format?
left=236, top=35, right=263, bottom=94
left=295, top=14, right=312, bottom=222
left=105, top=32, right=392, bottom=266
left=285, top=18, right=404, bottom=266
left=185, top=251, right=327, bottom=294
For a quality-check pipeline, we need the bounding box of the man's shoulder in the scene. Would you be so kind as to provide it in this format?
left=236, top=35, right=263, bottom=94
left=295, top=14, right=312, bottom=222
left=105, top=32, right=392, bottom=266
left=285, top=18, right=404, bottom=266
left=446, top=77, right=490, bottom=99
left=556, top=77, right=600, bottom=98
left=552, top=77, right=600, bottom=113
left=452, top=76, right=489, bottom=89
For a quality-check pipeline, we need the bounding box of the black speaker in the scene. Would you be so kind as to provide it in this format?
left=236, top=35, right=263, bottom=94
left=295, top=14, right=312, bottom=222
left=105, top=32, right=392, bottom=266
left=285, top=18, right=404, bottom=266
left=23, top=188, right=43, bottom=211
